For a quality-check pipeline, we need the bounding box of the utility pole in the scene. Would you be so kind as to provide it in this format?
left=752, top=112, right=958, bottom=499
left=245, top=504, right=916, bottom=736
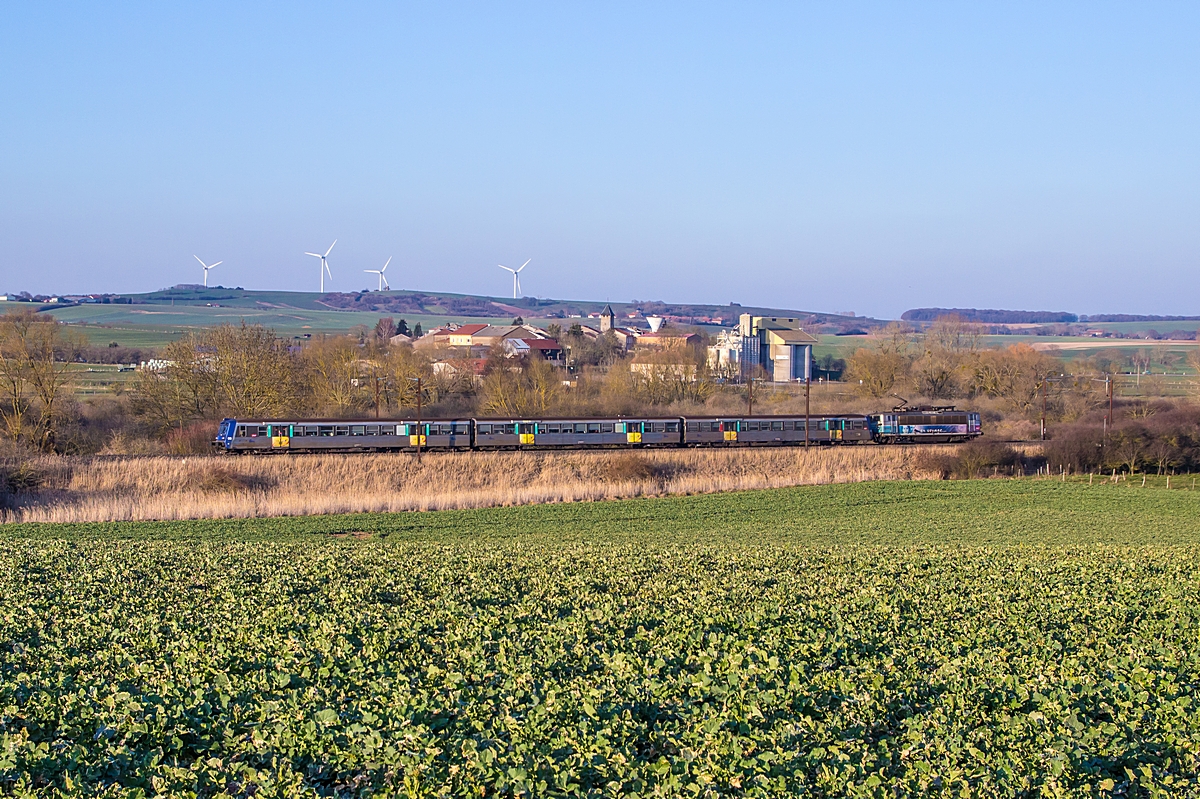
left=416, top=376, right=422, bottom=464
left=373, top=370, right=381, bottom=419
left=1040, top=379, right=1048, bottom=441
left=805, top=374, right=811, bottom=448
left=1107, top=374, right=1113, bottom=427
left=747, top=375, right=753, bottom=416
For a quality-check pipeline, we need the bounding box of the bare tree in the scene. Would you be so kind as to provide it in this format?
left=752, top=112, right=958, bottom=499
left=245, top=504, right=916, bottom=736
left=0, top=308, right=81, bottom=449
left=301, top=335, right=365, bottom=414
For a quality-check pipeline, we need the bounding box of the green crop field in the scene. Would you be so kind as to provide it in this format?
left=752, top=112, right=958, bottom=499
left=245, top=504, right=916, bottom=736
left=45, top=306, right=514, bottom=349
left=3, top=480, right=1200, bottom=796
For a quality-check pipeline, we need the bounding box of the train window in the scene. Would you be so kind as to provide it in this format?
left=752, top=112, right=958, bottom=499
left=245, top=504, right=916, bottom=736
left=587, top=423, right=600, bottom=434
left=335, top=426, right=350, bottom=436
left=350, top=425, right=365, bottom=436
left=665, top=422, right=679, bottom=433
left=365, top=425, right=378, bottom=436
left=477, top=424, right=492, bottom=435
left=574, top=423, right=586, bottom=434
left=771, top=421, right=784, bottom=431
left=318, top=426, right=334, bottom=436
left=236, top=426, right=247, bottom=437
left=252, top=426, right=266, bottom=437
left=453, top=424, right=468, bottom=435
left=687, top=422, right=700, bottom=432
left=380, top=425, right=394, bottom=435
left=602, top=423, right=614, bottom=433
left=709, top=422, right=721, bottom=432
left=519, top=423, right=535, bottom=435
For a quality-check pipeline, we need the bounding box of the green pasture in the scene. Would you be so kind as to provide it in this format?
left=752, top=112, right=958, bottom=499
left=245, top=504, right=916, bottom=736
left=66, top=363, right=138, bottom=397
left=48, top=305, right=514, bottom=348
left=4, top=480, right=1200, bottom=796
left=1088, top=320, right=1200, bottom=335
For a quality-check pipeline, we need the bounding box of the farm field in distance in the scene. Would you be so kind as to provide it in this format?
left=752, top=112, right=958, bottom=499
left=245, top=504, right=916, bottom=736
left=3, top=480, right=1200, bottom=796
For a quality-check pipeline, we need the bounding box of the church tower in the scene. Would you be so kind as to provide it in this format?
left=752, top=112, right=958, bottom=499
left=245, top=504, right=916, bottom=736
left=600, top=304, right=616, bottom=332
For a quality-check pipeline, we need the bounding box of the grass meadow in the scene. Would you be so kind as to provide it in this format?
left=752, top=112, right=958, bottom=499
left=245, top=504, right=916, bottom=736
left=1, top=445, right=946, bottom=524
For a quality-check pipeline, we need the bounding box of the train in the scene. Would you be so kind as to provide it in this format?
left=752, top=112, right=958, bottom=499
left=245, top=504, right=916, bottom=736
left=212, top=406, right=982, bottom=453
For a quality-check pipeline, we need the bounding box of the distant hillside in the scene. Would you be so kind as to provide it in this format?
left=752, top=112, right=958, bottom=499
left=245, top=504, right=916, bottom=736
left=1078, top=314, right=1200, bottom=323
left=95, top=287, right=886, bottom=330
left=902, top=308, right=1078, bottom=324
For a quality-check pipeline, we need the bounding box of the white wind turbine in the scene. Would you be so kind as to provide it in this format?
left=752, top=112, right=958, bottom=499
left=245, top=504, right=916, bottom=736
left=304, top=240, right=336, bottom=292
left=364, top=257, right=391, bottom=291
left=498, top=258, right=529, bottom=299
left=194, top=255, right=222, bottom=288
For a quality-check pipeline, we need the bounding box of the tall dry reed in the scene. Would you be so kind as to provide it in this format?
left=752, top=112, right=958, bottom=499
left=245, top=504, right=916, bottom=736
left=3, top=445, right=952, bottom=524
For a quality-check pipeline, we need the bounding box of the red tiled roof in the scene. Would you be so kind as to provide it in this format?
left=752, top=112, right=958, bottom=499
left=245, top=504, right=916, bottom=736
left=454, top=324, right=489, bottom=335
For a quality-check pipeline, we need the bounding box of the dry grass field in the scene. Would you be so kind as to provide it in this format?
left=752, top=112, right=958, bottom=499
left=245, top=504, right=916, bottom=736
left=0, top=445, right=959, bottom=523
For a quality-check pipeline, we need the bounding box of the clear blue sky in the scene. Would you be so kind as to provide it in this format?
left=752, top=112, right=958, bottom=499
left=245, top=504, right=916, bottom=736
left=2, top=2, right=1197, bottom=319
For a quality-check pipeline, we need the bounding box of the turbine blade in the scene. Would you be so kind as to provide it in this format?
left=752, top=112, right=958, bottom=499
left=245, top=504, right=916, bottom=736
left=305, top=252, right=321, bottom=257
left=381, top=275, right=390, bottom=289
left=325, top=239, right=337, bottom=257
left=382, top=256, right=391, bottom=271
left=517, top=258, right=530, bottom=272
left=210, top=261, right=221, bottom=268
left=194, top=255, right=206, bottom=267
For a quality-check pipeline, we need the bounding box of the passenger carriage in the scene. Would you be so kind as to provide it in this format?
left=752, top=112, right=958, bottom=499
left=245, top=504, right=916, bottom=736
left=682, top=415, right=872, bottom=445
left=212, top=418, right=472, bottom=452
left=472, top=417, right=683, bottom=448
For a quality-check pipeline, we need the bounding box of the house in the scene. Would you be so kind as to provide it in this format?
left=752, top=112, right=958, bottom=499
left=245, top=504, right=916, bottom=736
left=504, top=338, right=564, bottom=361
left=634, top=332, right=701, bottom=349
left=431, top=358, right=489, bottom=378
left=629, top=361, right=699, bottom=380
left=446, top=324, right=489, bottom=347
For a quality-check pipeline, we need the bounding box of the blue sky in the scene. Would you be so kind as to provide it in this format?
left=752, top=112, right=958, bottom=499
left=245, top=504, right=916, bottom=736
left=2, top=2, right=1197, bottom=319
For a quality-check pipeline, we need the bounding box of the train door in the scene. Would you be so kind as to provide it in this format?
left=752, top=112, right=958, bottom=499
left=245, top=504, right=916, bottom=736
left=721, top=420, right=738, bottom=442
left=268, top=423, right=291, bottom=449
left=407, top=423, right=427, bottom=448
left=623, top=421, right=643, bottom=444
left=518, top=422, right=536, bottom=445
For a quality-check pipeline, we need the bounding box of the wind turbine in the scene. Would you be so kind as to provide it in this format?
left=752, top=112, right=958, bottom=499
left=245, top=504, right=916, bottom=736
left=194, top=255, right=222, bottom=288
left=498, top=259, right=529, bottom=299
left=364, top=257, right=391, bottom=291
left=304, top=240, right=336, bottom=292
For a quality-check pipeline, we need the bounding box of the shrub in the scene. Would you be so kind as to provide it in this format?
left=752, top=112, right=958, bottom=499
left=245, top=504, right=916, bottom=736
left=915, top=441, right=1022, bottom=480
left=603, top=454, right=665, bottom=482
left=188, top=466, right=274, bottom=494
left=167, top=421, right=220, bottom=455
left=1, top=462, right=46, bottom=493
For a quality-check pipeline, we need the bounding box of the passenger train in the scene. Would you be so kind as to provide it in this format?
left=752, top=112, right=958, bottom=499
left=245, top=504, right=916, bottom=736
left=213, top=406, right=982, bottom=453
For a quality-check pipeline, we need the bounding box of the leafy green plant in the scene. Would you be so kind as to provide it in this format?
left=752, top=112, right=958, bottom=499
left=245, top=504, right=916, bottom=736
left=1, top=481, right=1199, bottom=796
